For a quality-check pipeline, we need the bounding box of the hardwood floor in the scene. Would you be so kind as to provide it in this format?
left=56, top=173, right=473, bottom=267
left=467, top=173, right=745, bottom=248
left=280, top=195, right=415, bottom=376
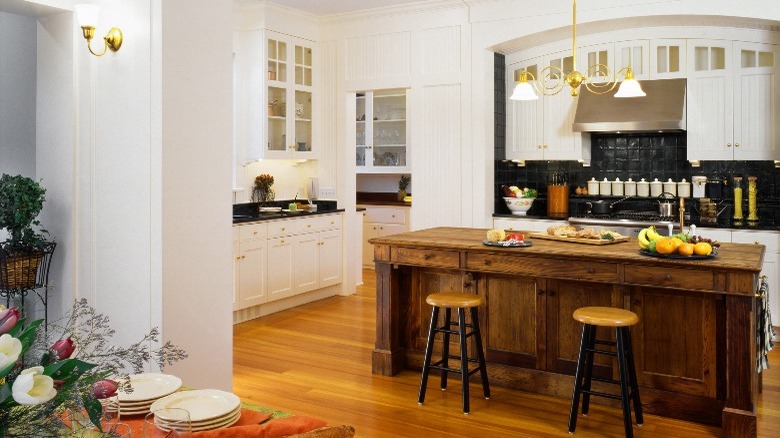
left=233, top=269, right=780, bottom=437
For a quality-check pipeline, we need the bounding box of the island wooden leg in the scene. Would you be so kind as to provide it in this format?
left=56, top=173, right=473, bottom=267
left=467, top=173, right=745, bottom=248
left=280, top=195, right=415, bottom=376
left=373, top=262, right=404, bottom=375
left=722, top=295, right=758, bottom=437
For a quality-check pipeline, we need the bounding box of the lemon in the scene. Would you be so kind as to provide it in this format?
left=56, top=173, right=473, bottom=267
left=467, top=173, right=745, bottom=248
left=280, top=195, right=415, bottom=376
left=693, top=242, right=712, bottom=256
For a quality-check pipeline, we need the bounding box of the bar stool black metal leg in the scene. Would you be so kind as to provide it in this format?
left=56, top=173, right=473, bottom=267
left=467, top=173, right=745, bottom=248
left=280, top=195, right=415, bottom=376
left=470, top=307, right=490, bottom=399
left=581, top=324, right=597, bottom=416
left=441, top=308, right=451, bottom=390
left=568, top=323, right=592, bottom=433
left=623, top=327, right=643, bottom=426
left=458, top=308, right=470, bottom=414
left=616, top=327, right=634, bottom=438
left=418, top=306, right=440, bottom=405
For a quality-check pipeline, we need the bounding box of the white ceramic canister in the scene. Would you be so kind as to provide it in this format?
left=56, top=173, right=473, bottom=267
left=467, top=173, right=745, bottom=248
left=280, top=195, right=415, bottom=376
left=637, top=178, right=650, bottom=197
left=663, top=178, right=677, bottom=197
left=624, top=178, right=637, bottom=196
left=677, top=178, right=691, bottom=198
left=650, top=178, right=663, bottom=197
left=612, top=178, right=624, bottom=196
left=599, top=177, right=612, bottom=196
left=692, top=175, right=707, bottom=198
left=587, top=177, right=600, bottom=196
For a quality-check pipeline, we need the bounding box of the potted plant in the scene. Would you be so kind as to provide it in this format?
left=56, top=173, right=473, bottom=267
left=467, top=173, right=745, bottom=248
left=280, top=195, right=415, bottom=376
left=0, top=174, right=51, bottom=289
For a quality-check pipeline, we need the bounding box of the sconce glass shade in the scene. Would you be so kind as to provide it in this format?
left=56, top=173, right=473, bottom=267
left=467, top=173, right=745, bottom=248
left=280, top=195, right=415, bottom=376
left=74, top=4, right=100, bottom=28
left=509, top=70, right=539, bottom=101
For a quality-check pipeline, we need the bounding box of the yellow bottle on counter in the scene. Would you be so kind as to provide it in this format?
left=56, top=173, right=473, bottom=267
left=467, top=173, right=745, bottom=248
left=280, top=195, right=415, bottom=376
left=748, top=176, right=758, bottom=223
left=733, top=177, right=743, bottom=222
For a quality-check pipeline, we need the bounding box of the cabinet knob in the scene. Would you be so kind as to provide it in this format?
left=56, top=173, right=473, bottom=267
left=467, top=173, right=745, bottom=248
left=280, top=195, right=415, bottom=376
left=586, top=267, right=595, bottom=274
left=537, top=144, right=542, bottom=149
left=281, top=227, right=285, bottom=231
left=330, top=220, right=335, bottom=224
left=307, top=224, right=312, bottom=228
left=664, top=273, right=672, bottom=281
left=755, top=240, right=760, bottom=245
left=241, top=255, right=246, bottom=259
left=484, top=259, right=492, bottom=266
left=423, top=254, right=432, bottom=260
left=236, top=256, right=241, bottom=260
left=735, top=142, right=740, bottom=148
left=543, top=144, right=548, bottom=149
left=281, top=239, right=285, bottom=244
left=253, top=230, right=258, bottom=235
left=391, top=215, right=395, bottom=218
left=727, top=143, right=732, bottom=148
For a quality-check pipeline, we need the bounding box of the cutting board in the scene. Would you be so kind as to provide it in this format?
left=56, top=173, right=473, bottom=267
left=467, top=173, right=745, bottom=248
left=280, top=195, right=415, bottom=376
left=529, top=232, right=629, bottom=245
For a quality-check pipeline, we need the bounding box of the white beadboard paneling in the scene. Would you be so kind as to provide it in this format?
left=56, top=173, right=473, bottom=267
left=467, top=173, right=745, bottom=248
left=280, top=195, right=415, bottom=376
left=416, top=84, right=461, bottom=229
left=345, top=32, right=411, bottom=80
left=318, top=40, right=339, bottom=190
left=687, top=75, right=731, bottom=159
left=422, top=25, right=460, bottom=74
left=738, top=74, right=773, bottom=156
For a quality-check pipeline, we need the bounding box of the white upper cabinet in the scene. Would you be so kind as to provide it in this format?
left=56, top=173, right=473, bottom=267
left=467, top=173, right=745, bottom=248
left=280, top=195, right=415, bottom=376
left=687, top=39, right=779, bottom=161
left=264, top=31, right=316, bottom=160
left=650, top=39, right=686, bottom=79
left=356, top=89, right=410, bottom=173
left=615, top=40, right=650, bottom=80
left=506, top=51, right=589, bottom=162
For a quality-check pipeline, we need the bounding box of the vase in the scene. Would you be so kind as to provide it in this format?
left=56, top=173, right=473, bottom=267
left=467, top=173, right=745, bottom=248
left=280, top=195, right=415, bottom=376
left=253, top=187, right=275, bottom=207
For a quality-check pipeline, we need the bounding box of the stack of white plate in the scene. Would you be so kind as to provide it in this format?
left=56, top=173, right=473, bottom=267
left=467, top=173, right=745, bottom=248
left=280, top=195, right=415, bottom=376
left=117, top=373, right=183, bottom=415
left=150, top=389, right=242, bottom=432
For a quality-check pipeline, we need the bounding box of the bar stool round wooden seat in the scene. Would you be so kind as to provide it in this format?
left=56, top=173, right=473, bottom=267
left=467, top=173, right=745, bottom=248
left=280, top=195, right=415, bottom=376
left=418, top=292, right=490, bottom=414
left=569, top=306, right=643, bottom=437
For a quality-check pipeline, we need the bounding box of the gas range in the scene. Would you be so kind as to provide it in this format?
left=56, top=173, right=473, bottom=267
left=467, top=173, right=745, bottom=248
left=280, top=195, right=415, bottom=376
left=568, top=211, right=679, bottom=238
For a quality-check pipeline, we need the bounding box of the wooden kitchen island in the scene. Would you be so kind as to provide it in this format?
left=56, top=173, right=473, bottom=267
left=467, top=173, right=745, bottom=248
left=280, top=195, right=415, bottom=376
left=369, top=227, right=766, bottom=437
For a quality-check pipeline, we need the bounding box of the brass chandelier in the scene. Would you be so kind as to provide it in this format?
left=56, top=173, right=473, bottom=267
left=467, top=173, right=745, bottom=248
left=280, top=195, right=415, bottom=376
left=510, top=0, right=645, bottom=100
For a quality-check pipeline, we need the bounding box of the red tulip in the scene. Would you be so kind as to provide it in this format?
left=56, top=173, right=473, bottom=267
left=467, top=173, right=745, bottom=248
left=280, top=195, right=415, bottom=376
left=92, top=379, right=119, bottom=399
left=53, top=379, right=66, bottom=390
left=0, top=307, right=20, bottom=334
left=49, top=338, right=75, bottom=360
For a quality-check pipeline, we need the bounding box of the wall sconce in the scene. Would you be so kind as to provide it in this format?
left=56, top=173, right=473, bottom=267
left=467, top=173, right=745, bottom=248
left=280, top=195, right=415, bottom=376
left=75, top=4, right=123, bottom=56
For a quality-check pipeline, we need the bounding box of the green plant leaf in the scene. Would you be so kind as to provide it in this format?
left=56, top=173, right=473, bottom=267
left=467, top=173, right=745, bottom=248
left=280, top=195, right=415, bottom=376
left=82, top=393, right=105, bottom=431
left=44, top=359, right=97, bottom=383
left=0, top=381, right=11, bottom=404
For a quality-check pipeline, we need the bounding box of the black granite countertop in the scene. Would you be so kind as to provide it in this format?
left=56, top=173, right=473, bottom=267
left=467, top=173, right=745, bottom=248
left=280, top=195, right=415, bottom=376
left=233, top=200, right=342, bottom=224
left=492, top=213, right=780, bottom=231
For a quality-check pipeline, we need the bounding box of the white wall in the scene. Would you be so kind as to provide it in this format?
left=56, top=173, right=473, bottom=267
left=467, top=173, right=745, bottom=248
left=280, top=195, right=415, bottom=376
left=0, top=11, right=37, bottom=178
left=158, top=0, right=234, bottom=389
left=238, top=159, right=319, bottom=203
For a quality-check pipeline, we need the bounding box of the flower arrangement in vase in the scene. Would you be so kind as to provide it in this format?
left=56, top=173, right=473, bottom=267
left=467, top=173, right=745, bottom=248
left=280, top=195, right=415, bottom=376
left=252, top=173, right=275, bottom=207
left=0, top=299, right=187, bottom=436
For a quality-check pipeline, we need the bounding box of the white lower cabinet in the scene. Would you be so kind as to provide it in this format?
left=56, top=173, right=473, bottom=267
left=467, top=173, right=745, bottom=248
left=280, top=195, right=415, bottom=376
left=234, top=223, right=268, bottom=310
left=233, top=213, right=343, bottom=311
left=731, top=230, right=779, bottom=325
left=360, top=204, right=410, bottom=268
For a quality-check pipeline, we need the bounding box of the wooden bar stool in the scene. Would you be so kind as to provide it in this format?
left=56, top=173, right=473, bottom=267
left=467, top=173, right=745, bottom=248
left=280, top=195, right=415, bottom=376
left=417, top=292, right=490, bottom=414
left=568, top=306, right=643, bottom=437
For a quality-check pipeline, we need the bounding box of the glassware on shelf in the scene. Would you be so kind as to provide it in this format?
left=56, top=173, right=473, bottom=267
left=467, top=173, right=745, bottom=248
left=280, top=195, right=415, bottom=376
left=733, top=176, right=743, bottom=224
left=747, top=176, right=759, bottom=223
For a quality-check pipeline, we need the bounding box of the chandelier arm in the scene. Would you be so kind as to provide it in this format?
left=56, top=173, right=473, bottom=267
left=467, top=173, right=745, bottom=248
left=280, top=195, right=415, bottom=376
left=582, top=63, right=616, bottom=94
left=537, top=65, right=566, bottom=96
left=87, top=38, right=109, bottom=57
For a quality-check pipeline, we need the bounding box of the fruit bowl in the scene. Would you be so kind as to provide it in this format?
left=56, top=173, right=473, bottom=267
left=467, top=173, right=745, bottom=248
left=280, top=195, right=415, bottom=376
left=503, top=197, right=535, bottom=215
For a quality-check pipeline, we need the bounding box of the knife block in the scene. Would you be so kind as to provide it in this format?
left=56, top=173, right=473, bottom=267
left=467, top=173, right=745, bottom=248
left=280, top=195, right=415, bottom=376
left=547, top=184, right=570, bottom=219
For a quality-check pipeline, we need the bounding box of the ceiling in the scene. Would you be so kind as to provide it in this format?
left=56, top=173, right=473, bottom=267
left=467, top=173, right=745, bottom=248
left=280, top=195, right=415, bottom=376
left=0, top=0, right=64, bottom=17
left=267, top=0, right=429, bottom=16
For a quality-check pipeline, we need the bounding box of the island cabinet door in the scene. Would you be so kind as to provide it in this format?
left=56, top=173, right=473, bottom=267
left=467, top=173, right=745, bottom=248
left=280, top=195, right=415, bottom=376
left=479, top=274, right=544, bottom=369
left=629, top=286, right=721, bottom=398
left=545, top=279, right=616, bottom=377
left=409, top=269, right=476, bottom=354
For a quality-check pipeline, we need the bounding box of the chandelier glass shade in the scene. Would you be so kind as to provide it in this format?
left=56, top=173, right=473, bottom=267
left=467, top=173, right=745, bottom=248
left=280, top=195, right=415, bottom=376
left=509, top=0, right=646, bottom=100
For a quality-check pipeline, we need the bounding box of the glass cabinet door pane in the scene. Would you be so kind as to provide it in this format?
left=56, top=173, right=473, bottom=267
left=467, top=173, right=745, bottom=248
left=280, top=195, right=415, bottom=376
left=267, top=86, right=286, bottom=151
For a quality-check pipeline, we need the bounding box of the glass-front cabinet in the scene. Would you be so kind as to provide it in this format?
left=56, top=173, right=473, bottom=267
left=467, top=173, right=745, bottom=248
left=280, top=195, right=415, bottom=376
left=264, top=30, right=315, bottom=159
left=356, top=88, right=409, bottom=173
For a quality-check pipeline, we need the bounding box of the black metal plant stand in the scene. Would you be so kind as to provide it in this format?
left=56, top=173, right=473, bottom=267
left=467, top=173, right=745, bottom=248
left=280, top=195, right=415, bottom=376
left=0, top=242, right=56, bottom=328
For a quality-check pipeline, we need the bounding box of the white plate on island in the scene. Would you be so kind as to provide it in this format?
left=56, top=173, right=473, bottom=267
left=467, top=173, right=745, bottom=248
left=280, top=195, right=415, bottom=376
left=118, top=373, right=182, bottom=403
left=150, top=389, right=241, bottom=422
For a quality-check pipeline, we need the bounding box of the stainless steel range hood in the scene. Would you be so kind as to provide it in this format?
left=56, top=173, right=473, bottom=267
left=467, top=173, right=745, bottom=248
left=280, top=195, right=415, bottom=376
left=572, top=78, right=686, bottom=133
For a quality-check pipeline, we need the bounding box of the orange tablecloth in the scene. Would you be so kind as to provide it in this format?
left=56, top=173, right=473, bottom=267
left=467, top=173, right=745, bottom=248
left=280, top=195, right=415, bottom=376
left=122, top=407, right=327, bottom=437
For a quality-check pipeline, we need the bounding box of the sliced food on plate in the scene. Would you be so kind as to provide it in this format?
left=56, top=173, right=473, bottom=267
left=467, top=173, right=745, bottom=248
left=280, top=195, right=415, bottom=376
left=546, top=225, right=623, bottom=240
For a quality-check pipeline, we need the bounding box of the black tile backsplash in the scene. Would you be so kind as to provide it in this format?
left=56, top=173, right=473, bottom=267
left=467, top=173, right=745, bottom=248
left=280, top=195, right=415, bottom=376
left=494, top=53, right=506, bottom=160
left=494, top=132, right=780, bottom=225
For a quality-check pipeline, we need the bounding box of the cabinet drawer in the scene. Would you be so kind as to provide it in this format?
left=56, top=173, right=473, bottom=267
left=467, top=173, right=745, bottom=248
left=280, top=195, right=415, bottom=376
left=267, top=219, right=302, bottom=238
left=465, top=253, right=617, bottom=282
left=364, top=206, right=407, bottom=224
left=314, top=214, right=342, bottom=231
left=624, top=265, right=714, bottom=291
left=391, top=248, right=459, bottom=268
left=239, top=222, right=267, bottom=240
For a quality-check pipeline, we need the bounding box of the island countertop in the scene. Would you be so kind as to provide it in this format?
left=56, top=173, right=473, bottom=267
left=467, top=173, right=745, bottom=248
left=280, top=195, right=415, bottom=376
left=369, top=227, right=765, bottom=437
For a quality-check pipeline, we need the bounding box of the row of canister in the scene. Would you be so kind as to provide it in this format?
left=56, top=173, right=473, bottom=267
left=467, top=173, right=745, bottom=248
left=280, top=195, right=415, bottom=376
left=586, top=177, right=694, bottom=198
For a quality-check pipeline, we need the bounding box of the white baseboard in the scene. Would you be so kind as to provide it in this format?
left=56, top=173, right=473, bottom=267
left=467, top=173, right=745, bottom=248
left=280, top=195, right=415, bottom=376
left=233, top=284, right=341, bottom=324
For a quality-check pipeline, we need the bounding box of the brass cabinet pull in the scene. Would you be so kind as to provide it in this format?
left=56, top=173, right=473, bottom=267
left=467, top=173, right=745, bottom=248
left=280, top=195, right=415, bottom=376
left=241, top=255, right=246, bottom=259
left=253, top=230, right=258, bottom=235
left=484, top=259, right=492, bottom=266
left=537, top=144, right=542, bottom=149
left=727, top=143, right=732, bottom=148
left=235, top=256, right=241, bottom=260
left=735, top=142, right=740, bottom=148
left=307, top=224, right=311, bottom=227
left=755, top=241, right=760, bottom=245
left=423, top=254, right=432, bottom=260
left=664, top=273, right=672, bottom=281
left=543, top=144, right=548, bottom=149
left=281, top=239, right=285, bottom=244
left=586, top=267, right=595, bottom=274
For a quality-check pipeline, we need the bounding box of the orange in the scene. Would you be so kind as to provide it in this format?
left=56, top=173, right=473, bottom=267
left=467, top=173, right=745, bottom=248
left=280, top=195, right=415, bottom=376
left=678, top=243, right=695, bottom=257
left=671, top=237, right=683, bottom=250
left=655, top=237, right=676, bottom=255
left=693, top=242, right=712, bottom=256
